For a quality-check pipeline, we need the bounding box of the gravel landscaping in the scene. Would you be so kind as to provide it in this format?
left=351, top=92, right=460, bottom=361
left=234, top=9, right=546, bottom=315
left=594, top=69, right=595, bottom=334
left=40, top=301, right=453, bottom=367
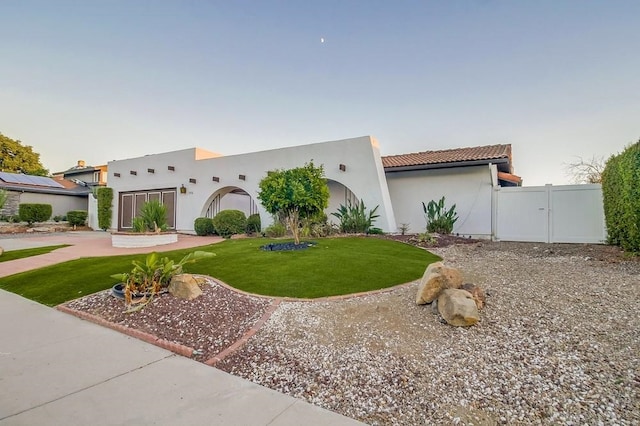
left=63, top=239, right=640, bottom=425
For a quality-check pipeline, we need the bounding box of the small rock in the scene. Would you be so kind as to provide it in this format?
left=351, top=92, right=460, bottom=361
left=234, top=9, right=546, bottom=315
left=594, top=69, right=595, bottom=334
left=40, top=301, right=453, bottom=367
left=461, top=283, right=486, bottom=310
left=437, top=289, right=479, bottom=326
left=168, top=274, right=203, bottom=300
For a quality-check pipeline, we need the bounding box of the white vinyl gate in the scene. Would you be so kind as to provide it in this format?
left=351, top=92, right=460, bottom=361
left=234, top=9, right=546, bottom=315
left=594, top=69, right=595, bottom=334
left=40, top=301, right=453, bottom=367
left=493, top=184, right=606, bottom=243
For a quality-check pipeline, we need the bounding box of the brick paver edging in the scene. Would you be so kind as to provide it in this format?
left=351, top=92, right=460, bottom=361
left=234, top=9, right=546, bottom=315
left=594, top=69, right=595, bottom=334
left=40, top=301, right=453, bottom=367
left=56, top=304, right=196, bottom=358
left=205, top=298, right=282, bottom=366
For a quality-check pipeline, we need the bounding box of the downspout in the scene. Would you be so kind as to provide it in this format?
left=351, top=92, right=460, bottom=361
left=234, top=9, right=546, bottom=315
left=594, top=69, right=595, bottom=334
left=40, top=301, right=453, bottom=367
left=489, top=163, right=498, bottom=241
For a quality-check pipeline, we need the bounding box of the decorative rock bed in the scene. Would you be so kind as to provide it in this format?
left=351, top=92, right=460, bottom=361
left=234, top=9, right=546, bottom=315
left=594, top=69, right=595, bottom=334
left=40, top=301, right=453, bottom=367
left=260, top=241, right=315, bottom=251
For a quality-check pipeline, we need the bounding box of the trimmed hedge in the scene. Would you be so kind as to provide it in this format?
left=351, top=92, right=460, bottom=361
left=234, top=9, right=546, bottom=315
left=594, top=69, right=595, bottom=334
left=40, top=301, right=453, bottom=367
left=194, top=217, right=215, bottom=236
left=212, top=210, right=246, bottom=238
left=96, top=187, right=113, bottom=231
left=67, top=210, right=88, bottom=226
left=19, top=203, right=52, bottom=225
left=601, top=140, right=640, bottom=252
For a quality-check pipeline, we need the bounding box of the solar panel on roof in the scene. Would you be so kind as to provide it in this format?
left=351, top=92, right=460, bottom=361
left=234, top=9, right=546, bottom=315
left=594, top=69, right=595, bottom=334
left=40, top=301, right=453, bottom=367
left=0, top=172, right=65, bottom=188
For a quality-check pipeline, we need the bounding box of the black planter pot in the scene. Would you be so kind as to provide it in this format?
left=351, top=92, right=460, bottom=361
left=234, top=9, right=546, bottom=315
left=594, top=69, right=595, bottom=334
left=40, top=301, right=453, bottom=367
left=111, top=283, right=126, bottom=299
left=111, top=283, right=167, bottom=299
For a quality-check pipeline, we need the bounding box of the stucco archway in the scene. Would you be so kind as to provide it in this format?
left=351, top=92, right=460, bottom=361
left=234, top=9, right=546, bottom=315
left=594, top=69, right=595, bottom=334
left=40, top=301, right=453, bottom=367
left=326, top=179, right=359, bottom=223
left=201, top=186, right=259, bottom=219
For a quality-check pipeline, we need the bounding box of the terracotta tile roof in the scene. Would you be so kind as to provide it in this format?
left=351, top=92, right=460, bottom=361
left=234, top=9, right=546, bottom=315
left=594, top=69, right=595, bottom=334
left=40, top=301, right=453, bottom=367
left=382, top=144, right=512, bottom=170
left=498, top=171, right=522, bottom=185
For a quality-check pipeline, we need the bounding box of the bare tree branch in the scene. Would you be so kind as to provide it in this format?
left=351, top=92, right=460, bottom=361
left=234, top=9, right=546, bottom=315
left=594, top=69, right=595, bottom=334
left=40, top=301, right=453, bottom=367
left=564, top=155, right=605, bottom=184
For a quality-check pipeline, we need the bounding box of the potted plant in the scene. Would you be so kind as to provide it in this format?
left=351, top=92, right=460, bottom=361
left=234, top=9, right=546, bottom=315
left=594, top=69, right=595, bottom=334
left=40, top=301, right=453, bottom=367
left=111, top=250, right=215, bottom=311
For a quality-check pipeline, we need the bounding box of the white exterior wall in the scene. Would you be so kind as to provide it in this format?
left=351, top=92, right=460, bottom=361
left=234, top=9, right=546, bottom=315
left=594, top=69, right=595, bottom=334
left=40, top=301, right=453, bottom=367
left=385, top=165, right=494, bottom=238
left=87, top=194, right=99, bottom=230
left=19, top=192, right=87, bottom=218
left=107, top=136, right=396, bottom=233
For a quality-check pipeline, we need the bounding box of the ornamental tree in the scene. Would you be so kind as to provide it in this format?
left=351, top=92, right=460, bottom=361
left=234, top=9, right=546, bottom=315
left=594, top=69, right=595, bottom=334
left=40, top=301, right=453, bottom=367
left=0, top=133, right=49, bottom=176
left=257, top=161, right=330, bottom=245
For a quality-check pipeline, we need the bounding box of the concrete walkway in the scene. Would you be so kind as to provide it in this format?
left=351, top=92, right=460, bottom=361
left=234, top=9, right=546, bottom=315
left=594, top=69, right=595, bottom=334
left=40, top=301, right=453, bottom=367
left=0, top=232, right=363, bottom=425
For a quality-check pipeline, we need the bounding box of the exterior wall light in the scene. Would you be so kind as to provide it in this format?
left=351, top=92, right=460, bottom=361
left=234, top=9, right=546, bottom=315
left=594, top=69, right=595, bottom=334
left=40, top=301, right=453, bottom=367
left=239, top=174, right=246, bottom=180
left=339, top=164, right=346, bottom=172
left=189, top=178, right=197, bottom=184
left=180, top=184, right=187, bottom=194
left=113, top=172, right=121, bottom=177
left=147, top=168, right=155, bottom=174
left=130, top=170, right=137, bottom=176
left=212, top=176, right=220, bottom=182
left=168, top=166, right=175, bottom=171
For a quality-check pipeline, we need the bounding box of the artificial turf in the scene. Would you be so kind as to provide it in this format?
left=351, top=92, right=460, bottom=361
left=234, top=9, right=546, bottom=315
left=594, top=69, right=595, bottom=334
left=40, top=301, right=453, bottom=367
left=0, top=245, right=70, bottom=263
left=0, top=236, right=440, bottom=306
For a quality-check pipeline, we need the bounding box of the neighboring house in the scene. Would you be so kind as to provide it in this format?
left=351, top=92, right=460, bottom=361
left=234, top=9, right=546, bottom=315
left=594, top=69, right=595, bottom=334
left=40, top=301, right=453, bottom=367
left=106, top=136, right=520, bottom=238
left=53, top=160, right=108, bottom=187
left=0, top=172, right=91, bottom=218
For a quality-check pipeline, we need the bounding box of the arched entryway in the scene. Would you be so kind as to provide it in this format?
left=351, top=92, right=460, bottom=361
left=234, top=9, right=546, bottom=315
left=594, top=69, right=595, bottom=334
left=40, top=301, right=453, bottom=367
left=201, top=186, right=259, bottom=219
left=326, top=179, right=359, bottom=221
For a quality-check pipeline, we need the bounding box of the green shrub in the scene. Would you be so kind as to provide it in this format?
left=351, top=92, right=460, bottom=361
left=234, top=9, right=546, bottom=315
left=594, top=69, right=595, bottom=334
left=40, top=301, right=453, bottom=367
left=96, top=187, right=113, bottom=231
left=265, top=222, right=286, bottom=238
left=332, top=200, right=380, bottom=234
left=134, top=200, right=168, bottom=233
left=212, top=210, right=246, bottom=238
left=53, top=215, right=63, bottom=222
left=66, top=210, right=88, bottom=226
left=422, top=196, right=458, bottom=234
left=246, top=213, right=261, bottom=234
left=194, top=217, right=215, bottom=236
left=602, top=140, right=640, bottom=252
left=19, top=204, right=52, bottom=225
left=300, top=211, right=336, bottom=237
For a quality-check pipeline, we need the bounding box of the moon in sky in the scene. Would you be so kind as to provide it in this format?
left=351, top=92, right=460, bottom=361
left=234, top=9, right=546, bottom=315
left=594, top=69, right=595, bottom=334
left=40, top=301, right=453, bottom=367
left=320, top=37, right=325, bottom=43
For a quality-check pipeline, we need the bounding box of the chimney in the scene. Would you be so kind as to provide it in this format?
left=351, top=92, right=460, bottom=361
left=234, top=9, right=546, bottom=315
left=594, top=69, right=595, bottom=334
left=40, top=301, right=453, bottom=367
left=77, top=160, right=86, bottom=168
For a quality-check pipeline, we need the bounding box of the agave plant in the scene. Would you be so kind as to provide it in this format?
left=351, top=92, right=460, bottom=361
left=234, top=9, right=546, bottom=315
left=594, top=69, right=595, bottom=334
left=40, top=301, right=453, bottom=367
left=111, top=250, right=215, bottom=310
left=132, top=200, right=169, bottom=233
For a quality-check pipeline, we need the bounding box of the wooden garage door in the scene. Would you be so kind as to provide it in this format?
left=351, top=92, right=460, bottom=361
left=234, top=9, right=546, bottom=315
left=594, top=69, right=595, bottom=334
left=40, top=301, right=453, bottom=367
left=118, top=188, right=176, bottom=231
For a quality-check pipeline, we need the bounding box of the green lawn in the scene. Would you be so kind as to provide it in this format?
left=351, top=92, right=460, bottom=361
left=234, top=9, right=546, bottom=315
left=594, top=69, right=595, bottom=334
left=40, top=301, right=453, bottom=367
left=0, top=237, right=440, bottom=306
left=0, top=245, right=70, bottom=263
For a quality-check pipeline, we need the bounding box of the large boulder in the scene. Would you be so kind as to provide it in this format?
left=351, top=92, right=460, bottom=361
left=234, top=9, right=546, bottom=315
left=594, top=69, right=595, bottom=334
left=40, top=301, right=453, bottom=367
left=416, top=262, right=464, bottom=305
left=168, top=274, right=203, bottom=300
left=461, top=283, right=486, bottom=310
left=437, top=289, right=479, bottom=326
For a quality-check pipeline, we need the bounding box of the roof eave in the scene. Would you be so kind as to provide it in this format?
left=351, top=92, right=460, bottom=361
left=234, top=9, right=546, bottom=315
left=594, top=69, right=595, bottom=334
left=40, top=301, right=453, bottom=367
left=384, top=158, right=510, bottom=173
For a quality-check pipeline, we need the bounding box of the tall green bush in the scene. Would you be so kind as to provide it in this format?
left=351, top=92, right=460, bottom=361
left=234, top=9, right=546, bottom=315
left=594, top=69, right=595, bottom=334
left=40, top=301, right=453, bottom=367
left=602, top=140, right=640, bottom=252
left=194, top=217, right=215, bottom=236
left=19, top=203, right=52, bottom=225
left=212, top=210, right=246, bottom=238
left=422, top=196, right=458, bottom=234
left=96, top=187, right=113, bottom=231
left=66, top=210, right=88, bottom=227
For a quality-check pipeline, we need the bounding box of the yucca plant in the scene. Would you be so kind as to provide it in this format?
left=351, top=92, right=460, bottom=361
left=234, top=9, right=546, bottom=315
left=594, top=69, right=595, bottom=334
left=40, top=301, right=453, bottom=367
left=422, top=196, right=458, bottom=234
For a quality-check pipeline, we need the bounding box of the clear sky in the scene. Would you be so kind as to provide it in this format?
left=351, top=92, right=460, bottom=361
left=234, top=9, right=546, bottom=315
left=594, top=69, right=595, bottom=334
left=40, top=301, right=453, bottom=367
left=1, top=0, right=638, bottom=185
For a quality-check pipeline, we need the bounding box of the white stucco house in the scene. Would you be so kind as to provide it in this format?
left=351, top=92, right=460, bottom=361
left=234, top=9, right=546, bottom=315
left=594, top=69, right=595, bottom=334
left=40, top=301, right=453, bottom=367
left=105, top=136, right=521, bottom=238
